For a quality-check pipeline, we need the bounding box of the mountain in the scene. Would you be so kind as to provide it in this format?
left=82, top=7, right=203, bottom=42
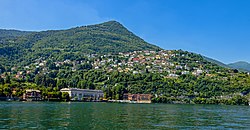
left=0, top=29, right=33, bottom=39
left=203, top=56, right=250, bottom=72
left=0, top=21, right=161, bottom=66
left=228, top=61, right=250, bottom=72
left=203, top=56, right=230, bottom=68
left=0, top=21, right=250, bottom=105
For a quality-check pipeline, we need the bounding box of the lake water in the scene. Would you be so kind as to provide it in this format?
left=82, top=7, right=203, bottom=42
left=0, top=102, right=250, bottom=129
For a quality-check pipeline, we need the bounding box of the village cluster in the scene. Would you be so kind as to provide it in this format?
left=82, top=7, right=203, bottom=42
left=8, top=50, right=213, bottom=80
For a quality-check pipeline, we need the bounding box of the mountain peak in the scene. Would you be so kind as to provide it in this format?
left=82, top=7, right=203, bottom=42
left=101, top=20, right=122, bottom=25
left=76, top=20, right=130, bottom=35
left=84, top=20, right=124, bottom=28
left=95, top=20, right=129, bottom=33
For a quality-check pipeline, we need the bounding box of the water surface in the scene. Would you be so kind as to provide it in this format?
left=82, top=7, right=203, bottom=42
left=0, top=102, right=249, bottom=129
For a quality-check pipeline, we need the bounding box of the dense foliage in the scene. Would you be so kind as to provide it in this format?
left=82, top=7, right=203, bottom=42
left=0, top=29, right=32, bottom=39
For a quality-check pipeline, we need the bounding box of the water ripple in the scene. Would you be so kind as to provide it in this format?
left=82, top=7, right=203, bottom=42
left=0, top=102, right=250, bottom=129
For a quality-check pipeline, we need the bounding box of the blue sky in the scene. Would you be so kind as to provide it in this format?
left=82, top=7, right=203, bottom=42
left=0, top=0, right=249, bottom=64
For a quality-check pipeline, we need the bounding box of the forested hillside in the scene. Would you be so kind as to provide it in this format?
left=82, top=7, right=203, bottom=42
left=0, top=21, right=160, bottom=67
left=0, top=29, right=33, bottom=39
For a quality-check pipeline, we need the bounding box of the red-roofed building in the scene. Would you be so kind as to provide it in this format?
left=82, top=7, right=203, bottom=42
left=123, top=93, right=152, bottom=103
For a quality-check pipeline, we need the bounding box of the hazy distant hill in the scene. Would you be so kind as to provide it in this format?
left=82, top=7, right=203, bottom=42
left=228, top=61, right=250, bottom=72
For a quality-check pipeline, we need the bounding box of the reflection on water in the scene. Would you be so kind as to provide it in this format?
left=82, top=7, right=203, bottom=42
left=0, top=102, right=250, bottom=129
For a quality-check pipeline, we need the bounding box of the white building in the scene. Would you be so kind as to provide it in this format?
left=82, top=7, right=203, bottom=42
left=60, top=88, right=104, bottom=101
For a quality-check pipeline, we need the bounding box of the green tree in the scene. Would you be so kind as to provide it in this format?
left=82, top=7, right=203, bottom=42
left=5, top=74, right=11, bottom=84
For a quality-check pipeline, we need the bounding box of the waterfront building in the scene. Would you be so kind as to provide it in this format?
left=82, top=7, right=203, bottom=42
left=23, top=89, right=42, bottom=101
left=123, top=93, right=152, bottom=103
left=60, top=88, right=104, bottom=101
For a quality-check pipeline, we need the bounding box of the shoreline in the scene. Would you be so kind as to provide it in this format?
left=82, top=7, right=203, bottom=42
left=1, top=99, right=249, bottom=106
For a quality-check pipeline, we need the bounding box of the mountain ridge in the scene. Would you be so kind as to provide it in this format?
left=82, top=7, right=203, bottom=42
left=0, top=20, right=161, bottom=66
left=1, top=21, right=249, bottom=72
left=202, top=56, right=230, bottom=68
left=228, top=61, right=250, bottom=72
left=0, top=29, right=33, bottom=39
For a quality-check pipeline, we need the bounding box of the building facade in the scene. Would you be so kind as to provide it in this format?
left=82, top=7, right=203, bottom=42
left=60, top=88, right=104, bottom=101
left=23, top=89, right=42, bottom=101
left=123, top=93, right=152, bottom=103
